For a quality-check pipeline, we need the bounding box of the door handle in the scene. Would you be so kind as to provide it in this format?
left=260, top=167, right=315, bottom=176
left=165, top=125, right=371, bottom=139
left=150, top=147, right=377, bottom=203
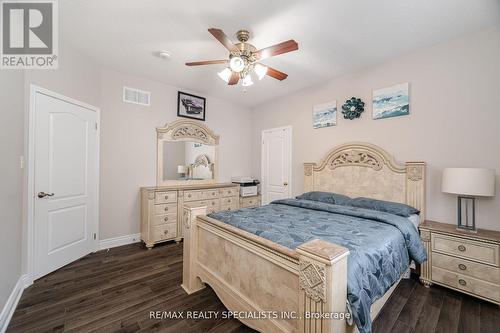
left=38, top=192, right=54, bottom=198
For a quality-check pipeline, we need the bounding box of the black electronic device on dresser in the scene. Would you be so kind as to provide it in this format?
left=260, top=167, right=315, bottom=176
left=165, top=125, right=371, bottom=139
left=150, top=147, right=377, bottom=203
left=232, top=177, right=261, bottom=208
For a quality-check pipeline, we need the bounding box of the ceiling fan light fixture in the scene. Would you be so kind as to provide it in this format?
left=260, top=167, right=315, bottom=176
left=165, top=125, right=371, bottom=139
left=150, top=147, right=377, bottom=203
left=217, top=68, right=232, bottom=83
left=229, top=56, right=245, bottom=72
left=254, top=63, right=267, bottom=80
left=242, top=74, right=254, bottom=87
left=186, top=28, right=298, bottom=88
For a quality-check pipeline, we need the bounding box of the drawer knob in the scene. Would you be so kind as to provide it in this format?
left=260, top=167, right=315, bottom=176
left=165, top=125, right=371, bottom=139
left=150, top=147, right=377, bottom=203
left=164, top=230, right=169, bottom=235
left=188, top=194, right=191, bottom=198
left=228, top=199, right=231, bottom=203
left=164, top=207, right=169, bottom=211
left=458, top=279, right=467, bottom=286
left=164, top=195, right=169, bottom=199
left=458, top=264, right=467, bottom=271
left=164, top=217, right=169, bottom=222
left=458, top=245, right=466, bottom=252
left=212, top=193, right=216, bottom=196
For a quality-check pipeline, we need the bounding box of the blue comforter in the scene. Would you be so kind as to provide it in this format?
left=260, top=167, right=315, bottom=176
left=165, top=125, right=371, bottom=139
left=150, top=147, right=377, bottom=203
left=208, top=198, right=427, bottom=333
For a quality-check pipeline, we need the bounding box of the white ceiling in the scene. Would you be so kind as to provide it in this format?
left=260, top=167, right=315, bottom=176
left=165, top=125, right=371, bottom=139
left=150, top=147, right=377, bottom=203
left=61, top=0, right=500, bottom=108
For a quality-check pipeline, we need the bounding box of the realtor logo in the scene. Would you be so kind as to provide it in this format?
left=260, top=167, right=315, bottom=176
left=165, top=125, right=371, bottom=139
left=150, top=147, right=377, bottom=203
left=1, top=0, right=58, bottom=69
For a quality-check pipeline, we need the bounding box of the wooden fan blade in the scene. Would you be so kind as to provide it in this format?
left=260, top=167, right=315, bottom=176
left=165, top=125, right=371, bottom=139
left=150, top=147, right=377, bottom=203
left=208, top=28, right=238, bottom=52
left=185, top=60, right=228, bottom=66
left=262, top=64, right=288, bottom=81
left=255, top=40, right=298, bottom=60
left=228, top=72, right=239, bottom=85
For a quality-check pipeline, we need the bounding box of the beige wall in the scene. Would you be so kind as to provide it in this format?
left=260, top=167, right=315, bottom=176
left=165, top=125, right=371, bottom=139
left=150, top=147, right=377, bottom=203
left=25, top=43, right=101, bottom=107
left=251, top=26, right=500, bottom=231
left=99, top=69, right=253, bottom=239
left=0, top=71, right=25, bottom=310
left=18, top=25, right=500, bottom=247
left=22, top=42, right=253, bottom=241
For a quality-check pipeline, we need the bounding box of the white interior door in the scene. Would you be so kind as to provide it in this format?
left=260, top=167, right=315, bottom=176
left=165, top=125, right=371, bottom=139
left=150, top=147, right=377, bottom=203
left=33, top=90, right=99, bottom=279
left=261, top=126, right=292, bottom=205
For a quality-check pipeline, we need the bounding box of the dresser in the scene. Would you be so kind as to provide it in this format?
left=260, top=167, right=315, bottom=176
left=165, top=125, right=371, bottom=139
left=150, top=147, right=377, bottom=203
left=419, top=220, right=500, bottom=305
left=141, top=183, right=239, bottom=248
left=239, top=195, right=261, bottom=208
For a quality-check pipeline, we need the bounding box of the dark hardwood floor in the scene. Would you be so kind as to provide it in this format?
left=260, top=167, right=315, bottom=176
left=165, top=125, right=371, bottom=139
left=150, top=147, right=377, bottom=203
left=7, top=242, right=499, bottom=333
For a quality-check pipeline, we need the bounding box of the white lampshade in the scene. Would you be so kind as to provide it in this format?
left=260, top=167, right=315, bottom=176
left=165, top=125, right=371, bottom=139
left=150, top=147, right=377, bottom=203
left=242, top=74, right=253, bottom=87
left=254, top=63, right=268, bottom=80
left=177, top=165, right=187, bottom=174
left=229, top=57, right=245, bottom=72
left=217, top=68, right=232, bottom=83
left=442, top=168, right=495, bottom=197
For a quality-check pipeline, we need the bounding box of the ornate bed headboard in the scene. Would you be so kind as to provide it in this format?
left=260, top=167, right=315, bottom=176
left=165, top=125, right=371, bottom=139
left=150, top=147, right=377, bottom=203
left=304, top=142, right=426, bottom=219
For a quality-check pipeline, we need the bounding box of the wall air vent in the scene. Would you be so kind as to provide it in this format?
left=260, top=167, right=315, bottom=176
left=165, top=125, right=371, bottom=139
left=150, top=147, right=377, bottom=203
left=123, top=86, right=151, bottom=106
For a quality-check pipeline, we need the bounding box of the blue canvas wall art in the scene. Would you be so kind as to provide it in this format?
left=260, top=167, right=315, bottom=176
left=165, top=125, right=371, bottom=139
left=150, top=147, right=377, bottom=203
left=312, top=101, right=337, bottom=128
left=372, top=83, right=409, bottom=120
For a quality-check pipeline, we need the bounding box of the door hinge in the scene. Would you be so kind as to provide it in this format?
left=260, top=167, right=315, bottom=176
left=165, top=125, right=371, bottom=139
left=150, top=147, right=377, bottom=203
left=93, top=233, right=96, bottom=240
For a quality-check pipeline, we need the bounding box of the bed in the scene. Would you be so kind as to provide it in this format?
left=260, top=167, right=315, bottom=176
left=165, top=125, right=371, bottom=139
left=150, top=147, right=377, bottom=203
left=181, top=142, right=427, bottom=333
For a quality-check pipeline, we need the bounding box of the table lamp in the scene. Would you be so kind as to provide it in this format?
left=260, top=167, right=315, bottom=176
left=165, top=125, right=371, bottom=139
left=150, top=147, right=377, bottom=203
left=177, top=165, right=187, bottom=178
left=442, top=168, right=495, bottom=231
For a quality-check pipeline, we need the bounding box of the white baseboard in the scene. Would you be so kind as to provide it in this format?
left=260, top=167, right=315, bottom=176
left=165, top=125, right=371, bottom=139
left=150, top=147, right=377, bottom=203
left=0, top=274, right=29, bottom=333
left=99, top=233, right=141, bottom=250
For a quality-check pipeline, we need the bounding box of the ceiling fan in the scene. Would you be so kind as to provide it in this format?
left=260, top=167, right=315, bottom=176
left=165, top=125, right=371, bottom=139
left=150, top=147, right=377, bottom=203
left=186, top=28, right=299, bottom=87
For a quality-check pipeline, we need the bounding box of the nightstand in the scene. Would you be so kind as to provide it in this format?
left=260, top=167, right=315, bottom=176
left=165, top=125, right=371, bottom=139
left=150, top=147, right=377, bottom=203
left=419, top=220, right=500, bottom=305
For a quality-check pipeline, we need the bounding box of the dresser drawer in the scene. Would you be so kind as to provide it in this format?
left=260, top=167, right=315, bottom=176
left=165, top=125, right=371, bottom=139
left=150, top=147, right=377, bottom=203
left=432, top=266, right=499, bottom=303
left=241, top=196, right=261, bottom=208
left=189, top=199, right=220, bottom=210
left=432, top=252, right=500, bottom=284
left=184, top=190, right=202, bottom=202
left=151, top=213, right=177, bottom=226
left=152, top=223, right=177, bottom=242
left=154, top=203, right=177, bottom=215
left=206, top=199, right=220, bottom=209
left=221, top=196, right=237, bottom=206
left=220, top=187, right=238, bottom=197
left=220, top=203, right=238, bottom=212
left=154, top=191, right=177, bottom=204
left=201, top=189, right=219, bottom=200
left=432, top=234, right=499, bottom=266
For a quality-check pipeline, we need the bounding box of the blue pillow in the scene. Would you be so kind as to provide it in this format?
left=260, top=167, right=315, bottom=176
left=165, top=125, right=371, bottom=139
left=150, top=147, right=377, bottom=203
left=349, top=197, right=419, bottom=217
left=296, top=191, right=351, bottom=205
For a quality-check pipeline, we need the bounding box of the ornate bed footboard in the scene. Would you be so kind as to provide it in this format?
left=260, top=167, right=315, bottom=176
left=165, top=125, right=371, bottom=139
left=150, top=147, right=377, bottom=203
left=182, top=205, right=350, bottom=333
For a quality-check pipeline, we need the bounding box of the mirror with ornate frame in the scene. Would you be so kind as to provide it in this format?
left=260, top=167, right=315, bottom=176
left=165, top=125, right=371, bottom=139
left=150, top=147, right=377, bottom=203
left=157, top=119, right=219, bottom=186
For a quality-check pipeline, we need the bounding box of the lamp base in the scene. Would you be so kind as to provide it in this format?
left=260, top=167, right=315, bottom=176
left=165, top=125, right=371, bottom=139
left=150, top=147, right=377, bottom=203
left=455, top=227, right=478, bottom=234
left=457, top=196, right=476, bottom=231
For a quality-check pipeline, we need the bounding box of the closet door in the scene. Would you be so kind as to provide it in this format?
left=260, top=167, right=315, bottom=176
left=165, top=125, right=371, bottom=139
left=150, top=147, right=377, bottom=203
left=261, top=126, right=292, bottom=205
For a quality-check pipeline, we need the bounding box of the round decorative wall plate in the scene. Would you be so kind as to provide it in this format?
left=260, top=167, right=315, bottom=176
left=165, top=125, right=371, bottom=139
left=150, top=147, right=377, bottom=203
left=341, top=97, right=365, bottom=120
